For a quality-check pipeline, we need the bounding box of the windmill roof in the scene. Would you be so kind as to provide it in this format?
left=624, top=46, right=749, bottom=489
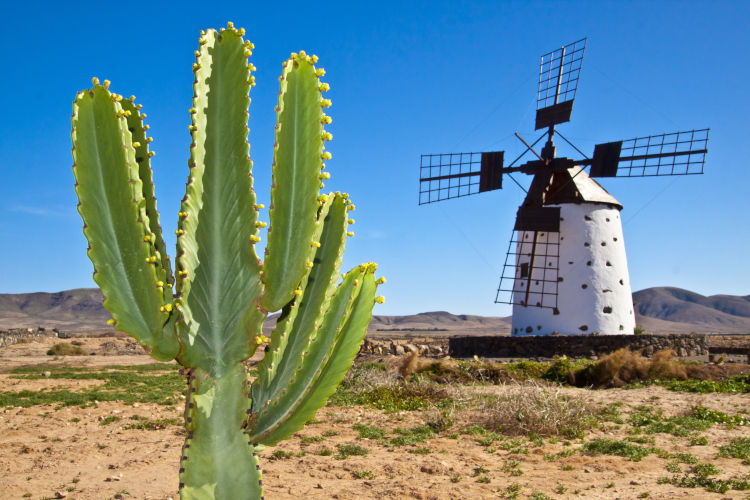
left=545, top=167, right=622, bottom=209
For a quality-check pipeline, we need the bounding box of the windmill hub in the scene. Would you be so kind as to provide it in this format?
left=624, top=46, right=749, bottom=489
left=419, top=38, right=708, bottom=337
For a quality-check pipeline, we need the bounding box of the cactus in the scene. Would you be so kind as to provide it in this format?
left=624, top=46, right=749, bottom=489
left=71, top=23, right=384, bottom=500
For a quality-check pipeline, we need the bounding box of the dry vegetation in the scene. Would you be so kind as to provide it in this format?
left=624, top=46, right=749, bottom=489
left=0, top=338, right=749, bottom=499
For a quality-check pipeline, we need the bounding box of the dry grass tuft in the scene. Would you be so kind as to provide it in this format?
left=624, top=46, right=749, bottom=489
left=476, top=381, right=595, bottom=438
left=572, top=348, right=728, bottom=387
left=398, top=351, right=420, bottom=378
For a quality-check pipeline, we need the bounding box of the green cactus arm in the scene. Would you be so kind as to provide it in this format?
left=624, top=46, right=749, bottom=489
left=180, top=364, right=262, bottom=499
left=251, top=193, right=347, bottom=408
left=249, top=264, right=378, bottom=445
left=261, top=53, right=329, bottom=312
left=71, top=83, right=179, bottom=361
left=249, top=265, right=361, bottom=443
left=119, top=98, right=174, bottom=295
left=256, top=270, right=377, bottom=445
left=251, top=195, right=334, bottom=402
left=174, top=28, right=265, bottom=377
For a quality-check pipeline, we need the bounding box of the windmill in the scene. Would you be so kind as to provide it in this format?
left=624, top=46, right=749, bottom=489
left=418, top=38, right=709, bottom=336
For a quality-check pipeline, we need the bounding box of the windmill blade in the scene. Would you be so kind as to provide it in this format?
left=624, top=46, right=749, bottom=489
left=535, top=38, right=587, bottom=130
left=588, top=128, right=709, bottom=178
left=419, top=151, right=504, bottom=204
left=496, top=208, right=561, bottom=310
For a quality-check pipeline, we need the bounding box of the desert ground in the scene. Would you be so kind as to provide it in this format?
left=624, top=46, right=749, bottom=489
left=0, top=337, right=748, bottom=500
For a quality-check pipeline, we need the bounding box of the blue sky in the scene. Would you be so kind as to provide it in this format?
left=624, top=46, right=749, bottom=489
left=0, top=1, right=747, bottom=316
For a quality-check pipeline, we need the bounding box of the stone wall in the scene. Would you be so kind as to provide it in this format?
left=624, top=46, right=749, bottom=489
left=360, top=338, right=448, bottom=357
left=448, top=334, right=708, bottom=359
left=0, top=327, right=60, bottom=348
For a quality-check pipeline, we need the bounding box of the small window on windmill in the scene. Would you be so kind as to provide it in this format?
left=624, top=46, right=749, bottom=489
left=496, top=207, right=561, bottom=310
left=520, top=262, right=529, bottom=278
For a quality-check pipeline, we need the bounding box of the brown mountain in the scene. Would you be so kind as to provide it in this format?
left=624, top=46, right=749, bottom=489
left=0, top=287, right=747, bottom=334
left=369, top=311, right=512, bottom=337
left=633, top=287, right=750, bottom=334
left=0, top=288, right=112, bottom=332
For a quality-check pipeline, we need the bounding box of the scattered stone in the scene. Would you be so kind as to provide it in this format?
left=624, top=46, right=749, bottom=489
left=54, top=492, right=66, bottom=499
left=105, top=475, right=120, bottom=482
left=42, top=371, right=51, bottom=377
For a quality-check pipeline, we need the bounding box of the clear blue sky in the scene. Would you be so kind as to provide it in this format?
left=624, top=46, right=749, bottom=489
left=0, top=1, right=747, bottom=316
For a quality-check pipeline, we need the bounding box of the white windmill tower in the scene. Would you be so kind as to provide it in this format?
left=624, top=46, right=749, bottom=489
left=418, top=38, right=709, bottom=336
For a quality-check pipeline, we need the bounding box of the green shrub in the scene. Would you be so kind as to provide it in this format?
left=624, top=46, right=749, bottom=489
left=582, top=438, right=652, bottom=462
left=390, top=425, right=435, bottom=446
left=335, top=443, right=369, bottom=459
left=718, top=438, right=750, bottom=464
left=99, top=415, right=121, bottom=426
left=352, top=423, right=386, bottom=440
left=46, top=343, right=86, bottom=356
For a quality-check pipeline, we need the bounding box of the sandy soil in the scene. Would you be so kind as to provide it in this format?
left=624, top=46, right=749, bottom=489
left=0, top=338, right=748, bottom=500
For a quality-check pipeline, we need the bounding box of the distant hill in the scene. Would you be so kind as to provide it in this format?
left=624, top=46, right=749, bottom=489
left=632, top=287, right=750, bottom=334
left=0, top=288, right=111, bottom=332
left=370, top=311, right=511, bottom=337
left=0, top=286, right=747, bottom=334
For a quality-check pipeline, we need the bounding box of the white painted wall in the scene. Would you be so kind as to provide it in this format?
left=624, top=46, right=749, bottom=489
left=511, top=202, right=635, bottom=336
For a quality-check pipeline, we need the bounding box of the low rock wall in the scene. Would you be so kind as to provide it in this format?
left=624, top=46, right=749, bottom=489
left=448, top=334, right=708, bottom=359
left=360, top=338, right=448, bottom=357
left=0, top=328, right=60, bottom=348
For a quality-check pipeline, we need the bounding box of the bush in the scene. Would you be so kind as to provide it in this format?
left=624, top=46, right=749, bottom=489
left=582, top=438, right=652, bottom=462
left=572, top=348, right=693, bottom=387
left=541, top=356, right=594, bottom=384
left=46, top=343, right=86, bottom=356
left=477, top=381, right=596, bottom=438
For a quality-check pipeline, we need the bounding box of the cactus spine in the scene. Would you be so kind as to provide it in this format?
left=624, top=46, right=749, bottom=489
left=71, top=23, right=383, bottom=500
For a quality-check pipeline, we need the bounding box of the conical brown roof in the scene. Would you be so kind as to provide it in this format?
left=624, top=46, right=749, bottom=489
left=544, top=166, right=622, bottom=209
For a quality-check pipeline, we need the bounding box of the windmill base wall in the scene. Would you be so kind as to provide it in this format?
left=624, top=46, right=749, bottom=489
left=511, top=202, right=635, bottom=336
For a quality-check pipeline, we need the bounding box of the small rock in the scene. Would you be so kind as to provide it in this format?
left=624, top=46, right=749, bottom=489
left=105, top=476, right=120, bottom=482
left=315, top=483, right=323, bottom=489
left=132, top=403, right=140, bottom=408
left=114, top=495, right=124, bottom=500
left=42, top=371, right=51, bottom=377
left=54, top=492, right=66, bottom=499
left=629, top=480, right=640, bottom=485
